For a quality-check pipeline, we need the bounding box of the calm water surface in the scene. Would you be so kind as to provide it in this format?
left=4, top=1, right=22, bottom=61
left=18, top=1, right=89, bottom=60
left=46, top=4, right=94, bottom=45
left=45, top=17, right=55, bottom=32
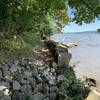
left=52, top=32, right=100, bottom=91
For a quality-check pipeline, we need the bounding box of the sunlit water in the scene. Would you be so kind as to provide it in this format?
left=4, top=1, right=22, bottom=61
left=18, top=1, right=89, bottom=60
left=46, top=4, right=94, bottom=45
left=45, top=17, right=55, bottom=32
left=52, top=32, right=100, bottom=91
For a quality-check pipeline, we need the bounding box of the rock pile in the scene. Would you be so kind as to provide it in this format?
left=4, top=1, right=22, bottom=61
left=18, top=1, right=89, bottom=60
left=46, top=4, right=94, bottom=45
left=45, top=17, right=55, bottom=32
left=0, top=40, right=72, bottom=100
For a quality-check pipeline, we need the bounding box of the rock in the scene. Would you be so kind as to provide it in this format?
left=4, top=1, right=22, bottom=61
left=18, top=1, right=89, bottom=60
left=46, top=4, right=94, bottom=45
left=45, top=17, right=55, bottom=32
left=52, top=62, right=58, bottom=68
left=14, top=60, right=19, bottom=66
left=50, top=68, right=56, bottom=74
left=3, top=71, right=10, bottom=77
left=20, top=78, right=30, bottom=85
left=0, top=69, right=3, bottom=78
left=29, top=78, right=36, bottom=89
left=12, top=91, right=27, bottom=100
left=5, top=76, right=13, bottom=82
left=43, top=83, right=49, bottom=95
left=57, top=75, right=67, bottom=83
left=23, top=71, right=32, bottom=79
left=49, top=92, right=57, bottom=100
left=0, top=81, right=10, bottom=88
left=49, top=86, right=58, bottom=93
left=38, top=66, right=45, bottom=71
left=43, top=69, right=50, bottom=77
left=32, top=92, right=45, bottom=100
left=36, top=60, right=44, bottom=66
left=43, top=97, right=49, bottom=100
left=57, top=52, right=72, bottom=67
left=20, top=58, right=27, bottom=66
left=13, top=81, right=21, bottom=90
left=2, top=95, right=11, bottom=100
left=0, top=86, right=10, bottom=96
left=9, top=64, right=17, bottom=73
left=85, top=78, right=96, bottom=87
left=21, top=84, right=32, bottom=93
left=0, top=86, right=8, bottom=91
left=46, top=74, right=56, bottom=85
left=0, top=90, right=3, bottom=97
left=34, top=83, right=43, bottom=93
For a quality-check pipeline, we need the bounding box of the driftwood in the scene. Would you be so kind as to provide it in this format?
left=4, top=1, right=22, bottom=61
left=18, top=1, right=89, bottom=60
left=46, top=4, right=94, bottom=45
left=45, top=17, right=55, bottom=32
left=57, top=41, right=78, bottom=48
left=43, top=40, right=72, bottom=67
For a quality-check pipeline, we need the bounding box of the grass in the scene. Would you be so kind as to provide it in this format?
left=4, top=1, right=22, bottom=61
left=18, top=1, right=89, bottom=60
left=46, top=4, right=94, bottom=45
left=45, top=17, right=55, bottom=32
left=0, top=32, right=41, bottom=61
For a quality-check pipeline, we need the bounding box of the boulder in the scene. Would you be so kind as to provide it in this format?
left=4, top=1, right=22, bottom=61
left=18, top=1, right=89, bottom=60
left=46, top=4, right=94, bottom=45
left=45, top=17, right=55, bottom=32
left=21, top=84, right=32, bottom=93
left=49, top=92, right=57, bottom=100
left=12, top=92, right=27, bottom=100
left=13, top=81, right=21, bottom=90
left=32, top=92, right=45, bottom=100
left=57, top=52, right=72, bottom=67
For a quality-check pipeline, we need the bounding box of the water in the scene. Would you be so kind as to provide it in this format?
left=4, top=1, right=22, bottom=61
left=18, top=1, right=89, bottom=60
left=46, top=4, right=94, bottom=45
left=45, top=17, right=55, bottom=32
left=52, top=32, right=100, bottom=91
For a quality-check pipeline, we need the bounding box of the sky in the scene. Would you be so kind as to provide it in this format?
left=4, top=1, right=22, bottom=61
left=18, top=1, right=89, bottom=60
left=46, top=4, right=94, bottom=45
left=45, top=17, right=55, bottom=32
left=63, top=20, right=100, bottom=33
left=62, top=7, right=100, bottom=33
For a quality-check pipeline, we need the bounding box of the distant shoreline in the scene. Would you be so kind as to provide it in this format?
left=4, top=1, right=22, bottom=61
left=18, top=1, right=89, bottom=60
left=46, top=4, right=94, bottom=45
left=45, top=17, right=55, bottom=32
left=53, top=31, right=100, bottom=34
left=63, top=31, right=99, bottom=34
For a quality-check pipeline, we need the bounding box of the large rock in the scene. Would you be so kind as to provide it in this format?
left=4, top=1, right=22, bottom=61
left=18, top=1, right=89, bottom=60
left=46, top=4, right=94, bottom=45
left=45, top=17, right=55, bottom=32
left=0, top=69, right=3, bottom=78
left=12, top=92, right=27, bottom=100
left=55, top=46, right=72, bottom=67
left=32, top=92, right=45, bottom=100
left=13, top=81, right=21, bottom=90
left=21, top=84, right=32, bottom=93
left=2, top=95, right=11, bottom=100
left=49, top=86, right=58, bottom=93
left=34, top=83, right=43, bottom=93
left=0, top=91, right=3, bottom=97
left=49, top=92, right=57, bottom=100
left=57, top=52, right=72, bottom=67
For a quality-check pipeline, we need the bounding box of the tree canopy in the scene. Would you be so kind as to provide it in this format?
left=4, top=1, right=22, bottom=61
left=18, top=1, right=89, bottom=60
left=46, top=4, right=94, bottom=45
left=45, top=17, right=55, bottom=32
left=0, top=0, right=69, bottom=34
left=0, top=0, right=99, bottom=33
left=68, top=0, right=100, bottom=25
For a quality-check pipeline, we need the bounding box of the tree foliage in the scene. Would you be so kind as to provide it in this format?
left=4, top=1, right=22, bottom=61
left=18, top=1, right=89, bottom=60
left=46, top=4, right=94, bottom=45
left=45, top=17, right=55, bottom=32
left=0, top=0, right=69, bottom=33
left=68, top=0, right=100, bottom=25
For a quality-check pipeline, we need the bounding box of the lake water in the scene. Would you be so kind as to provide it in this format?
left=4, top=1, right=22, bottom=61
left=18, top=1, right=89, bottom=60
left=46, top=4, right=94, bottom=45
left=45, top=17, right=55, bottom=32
left=51, top=32, right=100, bottom=91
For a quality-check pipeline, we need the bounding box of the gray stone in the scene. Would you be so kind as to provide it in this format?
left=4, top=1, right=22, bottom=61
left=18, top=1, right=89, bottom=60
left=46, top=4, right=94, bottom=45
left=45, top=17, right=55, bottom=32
left=49, top=86, right=58, bottom=93
left=43, top=83, right=49, bottom=95
left=0, top=64, right=3, bottom=68
left=57, top=52, right=72, bottom=67
left=43, top=97, right=49, bottom=100
left=32, top=93, right=45, bottom=100
left=43, top=69, right=49, bottom=77
left=52, top=62, right=58, bottom=68
left=49, top=93, right=57, bottom=100
left=34, top=83, right=43, bottom=93
left=0, top=81, right=10, bottom=88
left=14, top=60, right=19, bottom=66
left=0, top=91, right=4, bottom=97
left=3, top=95, right=11, bottom=100
left=13, top=81, right=21, bottom=90
left=21, top=84, right=32, bottom=93
left=20, top=78, right=29, bottom=84
left=38, top=66, right=45, bottom=71
left=24, top=71, right=32, bottom=79
left=30, top=78, right=36, bottom=89
left=57, top=75, right=67, bottom=82
left=36, top=60, right=44, bottom=66
left=36, top=74, right=43, bottom=82
left=3, top=71, right=10, bottom=77
left=0, top=70, right=2, bottom=78
left=46, top=75, right=56, bottom=85
left=10, top=64, right=17, bottom=73
left=12, top=92, right=27, bottom=100
left=5, top=76, right=13, bottom=82
left=2, top=65, right=9, bottom=71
